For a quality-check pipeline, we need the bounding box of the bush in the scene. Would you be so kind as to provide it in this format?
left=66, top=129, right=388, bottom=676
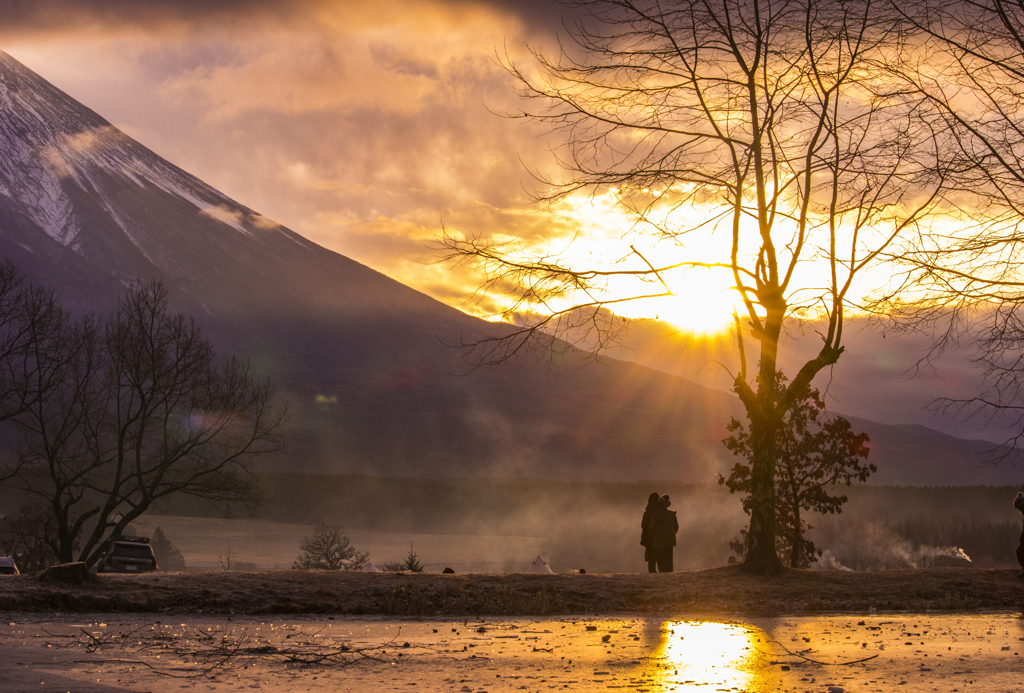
left=293, top=523, right=368, bottom=570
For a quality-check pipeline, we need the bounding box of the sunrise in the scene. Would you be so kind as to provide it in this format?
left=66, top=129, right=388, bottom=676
left=0, top=1, right=1023, bottom=692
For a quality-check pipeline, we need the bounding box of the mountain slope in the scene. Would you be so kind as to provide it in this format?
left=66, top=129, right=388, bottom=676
left=0, top=50, right=745, bottom=483
left=0, top=50, right=1012, bottom=486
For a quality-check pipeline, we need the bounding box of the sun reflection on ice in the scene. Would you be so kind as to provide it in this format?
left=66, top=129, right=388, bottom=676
left=651, top=621, right=777, bottom=692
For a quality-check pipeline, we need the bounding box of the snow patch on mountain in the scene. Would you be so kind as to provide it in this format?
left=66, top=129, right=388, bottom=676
left=0, top=51, right=294, bottom=265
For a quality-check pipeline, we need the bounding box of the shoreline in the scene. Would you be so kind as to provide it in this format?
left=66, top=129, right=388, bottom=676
left=1, top=565, right=1022, bottom=616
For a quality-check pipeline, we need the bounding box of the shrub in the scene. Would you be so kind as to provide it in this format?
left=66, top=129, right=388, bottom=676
left=293, top=523, right=368, bottom=570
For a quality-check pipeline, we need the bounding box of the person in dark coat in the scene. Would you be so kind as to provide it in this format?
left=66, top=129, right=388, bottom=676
left=640, top=492, right=660, bottom=573
left=647, top=494, right=679, bottom=573
left=1014, top=492, right=1024, bottom=578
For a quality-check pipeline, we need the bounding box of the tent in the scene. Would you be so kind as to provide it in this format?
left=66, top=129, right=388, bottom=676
left=525, top=555, right=553, bottom=574
left=361, top=561, right=380, bottom=572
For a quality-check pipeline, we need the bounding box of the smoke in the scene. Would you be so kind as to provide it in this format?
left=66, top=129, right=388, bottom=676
left=813, top=550, right=852, bottom=571
left=811, top=519, right=974, bottom=571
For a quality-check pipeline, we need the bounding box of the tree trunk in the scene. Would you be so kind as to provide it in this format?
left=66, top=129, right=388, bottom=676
left=742, top=412, right=785, bottom=575
left=790, top=505, right=801, bottom=569
left=741, top=296, right=787, bottom=576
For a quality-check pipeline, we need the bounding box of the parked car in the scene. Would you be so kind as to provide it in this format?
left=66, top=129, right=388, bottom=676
left=96, top=536, right=158, bottom=573
left=0, top=556, right=18, bottom=575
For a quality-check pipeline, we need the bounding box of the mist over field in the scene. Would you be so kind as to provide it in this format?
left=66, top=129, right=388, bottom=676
left=129, top=476, right=1024, bottom=574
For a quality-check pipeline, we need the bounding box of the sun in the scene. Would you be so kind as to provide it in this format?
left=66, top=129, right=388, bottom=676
left=652, top=286, right=737, bottom=335
left=617, top=271, right=738, bottom=336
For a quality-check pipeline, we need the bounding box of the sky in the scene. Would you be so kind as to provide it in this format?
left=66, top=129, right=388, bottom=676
left=0, top=0, right=890, bottom=336
left=0, top=0, right=592, bottom=320
left=0, top=0, right=1014, bottom=443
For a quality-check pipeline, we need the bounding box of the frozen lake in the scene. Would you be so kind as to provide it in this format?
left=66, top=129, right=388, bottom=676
left=0, top=612, right=1020, bottom=692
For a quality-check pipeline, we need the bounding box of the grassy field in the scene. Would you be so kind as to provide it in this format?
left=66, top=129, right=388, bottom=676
left=129, top=515, right=549, bottom=573
left=1, top=565, right=1022, bottom=616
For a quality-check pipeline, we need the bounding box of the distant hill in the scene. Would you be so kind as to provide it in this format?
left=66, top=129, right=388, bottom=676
left=0, top=49, right=1016, bottom=486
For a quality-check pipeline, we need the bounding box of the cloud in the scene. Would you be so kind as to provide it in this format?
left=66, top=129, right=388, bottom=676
left=0, top=0, right=568, bottom=40
left=1, top=0, right=577, bottom=271
left=62, top=125, right=112, bottom=153
left=198, top=204, right=248, bottom=231
left=0, top=2, right=1000, bottom=442
left=40, top=125, right=119, bottom=178
left=160, top=28, right=468, bottom=120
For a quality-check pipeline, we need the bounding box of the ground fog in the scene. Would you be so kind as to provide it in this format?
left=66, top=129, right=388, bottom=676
left=137, top=477, right=1024, bottom=574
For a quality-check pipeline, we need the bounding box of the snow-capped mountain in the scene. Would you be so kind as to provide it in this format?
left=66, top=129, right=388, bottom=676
left=0, top=49, right=409, bottom=318
left=0, top=50, right=1013, bottom=486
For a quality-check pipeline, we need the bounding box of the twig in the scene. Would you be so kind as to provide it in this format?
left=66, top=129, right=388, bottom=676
left=58, top=622, right=411, bottom=678
left=72, top=659, right=200, bottom=679
left=39, top=627, right=75, bottom=639
left=766, top=639, right=880, bottom=666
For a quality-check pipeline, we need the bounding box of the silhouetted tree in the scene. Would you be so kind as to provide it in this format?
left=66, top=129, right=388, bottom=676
left=293, top=523, right=368, bottom=571
left=443, top=0, right=944, bottom=573
left=0, top=263, right=79, bottom=490
left=0, top=502, right=65, bottom=571
left=720, top=371, right=873, bottom=568
left=9, top=281, right=285, bottom=566
left=878, top=0, right=1024, bottom=457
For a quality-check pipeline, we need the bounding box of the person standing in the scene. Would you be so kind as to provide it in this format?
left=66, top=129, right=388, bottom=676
left=647, top=494, right=679, bottom=573
left=1014, top=492, right=1024, bottom=578
left=640, top=491, right=660, bottom=573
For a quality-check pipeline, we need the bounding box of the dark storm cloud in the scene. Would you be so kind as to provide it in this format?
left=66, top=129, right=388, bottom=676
left=0, top=0, right=570, bottom=38
left=467, top=0, right=573, bottom=32
left=0, top=0, right=300, bottom=35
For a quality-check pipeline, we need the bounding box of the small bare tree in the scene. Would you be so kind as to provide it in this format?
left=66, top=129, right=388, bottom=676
left=444, top=0, right=945, bottom=573
left=293, top=523, right=368, bottom=571
left=1, top=501, right=64, bottom=571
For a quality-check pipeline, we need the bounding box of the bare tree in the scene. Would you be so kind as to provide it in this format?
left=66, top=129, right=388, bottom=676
left=11, top=281, right=286, bottom=565
left=443, top=0, right=944, bottom=573
left=1, top=501, right=64, bottom=571
left=0, top=263, right=79, bottom=490
left=879, top=0, right=1024, bottom=453
left=10, top=304, right=103, bottom=564
left=0, top=261, right=33, bottom=423
left=293, top=523, right=369, bottom=571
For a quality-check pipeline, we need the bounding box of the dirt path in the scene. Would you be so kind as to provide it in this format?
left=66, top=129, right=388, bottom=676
left=0, top=613, right=1021, bottom=692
